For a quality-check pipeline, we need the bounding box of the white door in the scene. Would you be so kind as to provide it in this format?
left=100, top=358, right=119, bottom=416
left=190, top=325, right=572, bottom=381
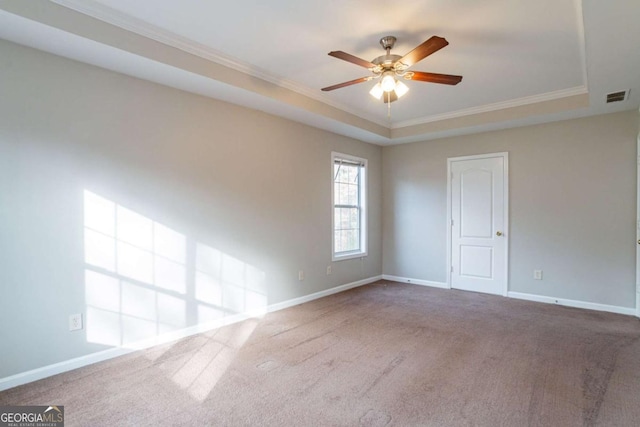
left=449, top=154, right=507, bottom=296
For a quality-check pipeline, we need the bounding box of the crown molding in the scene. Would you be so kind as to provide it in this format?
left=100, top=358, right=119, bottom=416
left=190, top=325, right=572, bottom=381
left=50, top=0, right=386, bottom=127
left=392, top=86, right=589, bottom=129
left=48, top=0, right=592, bottom=139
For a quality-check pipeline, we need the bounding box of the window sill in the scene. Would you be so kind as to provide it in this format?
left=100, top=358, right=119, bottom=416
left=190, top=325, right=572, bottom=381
left=332, top=252, right=368, bottom=262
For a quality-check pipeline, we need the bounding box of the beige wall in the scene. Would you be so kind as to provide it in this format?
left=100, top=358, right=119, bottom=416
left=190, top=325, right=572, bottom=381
left=383, top=110, right=638, bottom=308
left=1, top=36, right=637, bottom=383
left=0, top=40, right=382, bottom=378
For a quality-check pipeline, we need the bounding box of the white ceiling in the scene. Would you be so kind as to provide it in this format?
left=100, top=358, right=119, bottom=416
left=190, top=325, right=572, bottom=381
left=0, top=0, right=638, bottom=145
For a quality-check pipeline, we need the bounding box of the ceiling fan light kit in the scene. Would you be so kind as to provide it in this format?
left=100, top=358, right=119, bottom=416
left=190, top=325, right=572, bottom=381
left=369, top=83, right=384, bottom=99
left=394, top=80, right=409, bottom=97
left=370, top=80, right=409, bottom=102
left=380, top=71, right=397, bottom=92
left=322, top=35, right=463, bottom=113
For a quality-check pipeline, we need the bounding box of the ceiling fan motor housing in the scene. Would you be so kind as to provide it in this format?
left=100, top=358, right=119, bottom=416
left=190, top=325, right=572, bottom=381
left=372, top=54, right=402, bottom=68
left=374, top=36, right=403, bottom=72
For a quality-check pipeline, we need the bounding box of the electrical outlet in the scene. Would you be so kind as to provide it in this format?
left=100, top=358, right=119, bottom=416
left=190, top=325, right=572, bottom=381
left=533, top=269, right=543, bottom=280
left=298, top=270, right=304, bottom=281
left=326, top=265, right=332, bottom=275
left=69, top=313, right=83, bottom=331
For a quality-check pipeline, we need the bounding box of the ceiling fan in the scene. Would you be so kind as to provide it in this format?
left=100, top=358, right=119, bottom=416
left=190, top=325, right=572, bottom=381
left=321, top=35, right=462, bottom=103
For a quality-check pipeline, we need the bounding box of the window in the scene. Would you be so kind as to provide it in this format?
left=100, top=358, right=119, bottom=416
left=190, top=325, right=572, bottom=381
left=332, top=152, right=367, bottom=261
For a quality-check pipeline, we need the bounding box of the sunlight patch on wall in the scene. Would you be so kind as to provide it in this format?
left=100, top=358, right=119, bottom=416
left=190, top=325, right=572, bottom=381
left=83, top=190, right=267, bottom=359
left=196, top=243, right=268, bottom=320
left=84, top=189, right=189, bottom=346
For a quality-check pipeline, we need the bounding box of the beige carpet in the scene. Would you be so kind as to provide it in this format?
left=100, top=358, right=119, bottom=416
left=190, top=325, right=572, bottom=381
left=2, top=280, right=640, bottom=426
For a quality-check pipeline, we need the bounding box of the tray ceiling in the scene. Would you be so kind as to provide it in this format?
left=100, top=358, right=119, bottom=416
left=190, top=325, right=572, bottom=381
left=0, top=0, right=637, bottom=144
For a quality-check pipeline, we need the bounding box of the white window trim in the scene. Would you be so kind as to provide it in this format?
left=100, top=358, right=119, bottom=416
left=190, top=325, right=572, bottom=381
left=331, top=151, right=368, bottom=262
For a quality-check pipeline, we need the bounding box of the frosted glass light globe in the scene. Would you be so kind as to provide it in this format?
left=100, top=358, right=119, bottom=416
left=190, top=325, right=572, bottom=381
left=380, top=73, right=396, bottom=92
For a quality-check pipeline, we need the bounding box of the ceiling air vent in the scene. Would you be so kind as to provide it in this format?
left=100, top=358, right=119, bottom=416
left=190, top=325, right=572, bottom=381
left=606, top=90, right=628, bottom=103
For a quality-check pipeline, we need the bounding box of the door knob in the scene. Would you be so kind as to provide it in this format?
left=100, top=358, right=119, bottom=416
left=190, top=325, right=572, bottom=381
left=496, top=231, right=503, bottom=236
left=638, top=239, right=640, bottom=244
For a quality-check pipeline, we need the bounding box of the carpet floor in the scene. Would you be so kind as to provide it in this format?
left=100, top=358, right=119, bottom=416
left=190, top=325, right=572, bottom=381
left=2, top=280, right=640, bottom=426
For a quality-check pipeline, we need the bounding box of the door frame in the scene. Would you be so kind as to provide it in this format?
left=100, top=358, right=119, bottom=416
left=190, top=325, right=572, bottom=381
left=446, top=152, right=510, bottom=296
left=636, top=134, right=639, bottom=318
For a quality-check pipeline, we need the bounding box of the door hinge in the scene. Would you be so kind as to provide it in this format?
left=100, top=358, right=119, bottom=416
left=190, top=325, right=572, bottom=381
left=450, top=266, right=454, bottom=273
left=451, top=219, right=454, bottom=227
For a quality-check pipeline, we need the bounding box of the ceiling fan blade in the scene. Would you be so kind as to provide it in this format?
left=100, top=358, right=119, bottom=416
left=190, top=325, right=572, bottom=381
left=399, top=36, right=449, bottom=68
left=409, top=71, right=463, bottom=85
left=328, top=51, right=376, bottom=69
left=321, top=77, right=372, bottom=91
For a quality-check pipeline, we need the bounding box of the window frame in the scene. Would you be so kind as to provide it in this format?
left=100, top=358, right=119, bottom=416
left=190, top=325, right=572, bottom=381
left=331, top=151, right=368, bottom=261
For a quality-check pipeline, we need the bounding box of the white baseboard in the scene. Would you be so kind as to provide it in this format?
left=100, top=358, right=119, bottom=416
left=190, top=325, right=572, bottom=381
left=267, top=276, right=382, bottom=312
left=507, top=291, right=636, bottom=316
left=382, top=274, right=636, bottom=317
left=382, top=274, right=449, bottom=289
left=0, top=275, right=382, bottom=392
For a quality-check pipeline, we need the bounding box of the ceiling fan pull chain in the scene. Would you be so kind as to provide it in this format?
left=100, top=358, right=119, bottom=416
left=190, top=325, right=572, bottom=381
left=387, top=92, right=391, bottom=119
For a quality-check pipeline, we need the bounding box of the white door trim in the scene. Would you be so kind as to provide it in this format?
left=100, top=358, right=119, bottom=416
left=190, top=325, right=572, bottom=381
left=446, top=152, right=509, bottom=296
left=636, top=134, right=639, bottom=318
